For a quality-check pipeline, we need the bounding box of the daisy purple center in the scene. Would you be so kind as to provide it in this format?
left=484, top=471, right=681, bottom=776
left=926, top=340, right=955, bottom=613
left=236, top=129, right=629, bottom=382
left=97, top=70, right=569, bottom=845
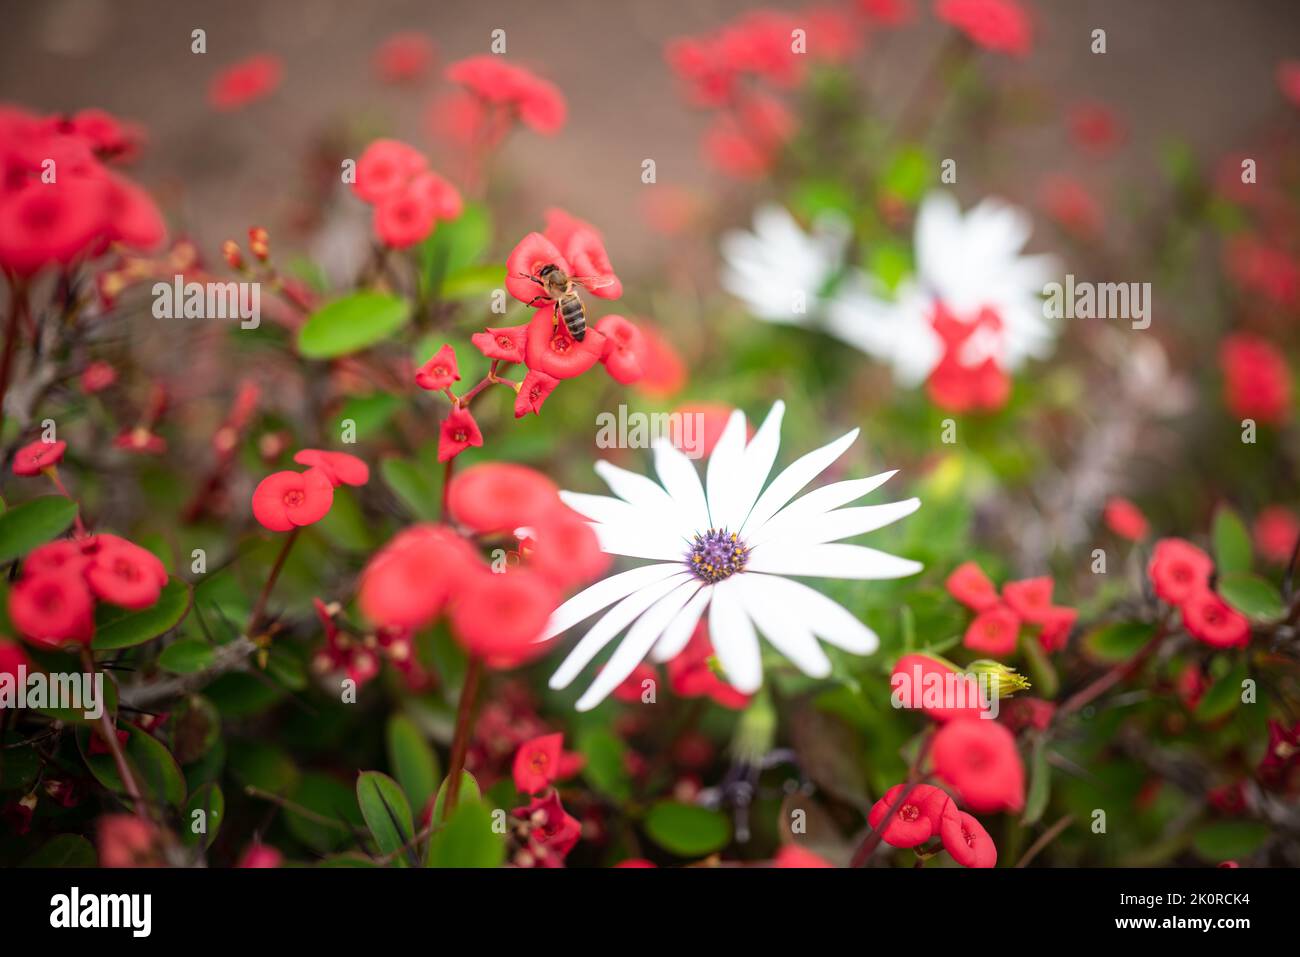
left=687, top=528, right=749, bottom=584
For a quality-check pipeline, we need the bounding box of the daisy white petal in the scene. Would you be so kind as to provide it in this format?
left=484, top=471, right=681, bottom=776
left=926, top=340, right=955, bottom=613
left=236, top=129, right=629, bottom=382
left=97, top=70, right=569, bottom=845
left=746, top=573, right=879, bottom=654
left=736, top=574, right=830, bottom=678
left=748, top=471, right=897, bottom=545
left=549, top=572, right=693, bottom=690
left=708, top=577, right=762, bottom=693
left=705, top=409, right=748, bottom=529
left=574, top=579, right=700, bottom=711
left=772, top=498, right=921, bottom=547
left=740, top=427, right=859, bottom=537
left=593, top=460, right=684, bottom=526
left=747, top=542, right=923, bottom=580
left=541, top=563, right=682, bottom=641
left=590, top=523, right=688, bottom=562
left=650, top=585, right=712, bottom=663
left=723, top=399, right=785, bottom=532
left=652, top=438, right=710, bottom=530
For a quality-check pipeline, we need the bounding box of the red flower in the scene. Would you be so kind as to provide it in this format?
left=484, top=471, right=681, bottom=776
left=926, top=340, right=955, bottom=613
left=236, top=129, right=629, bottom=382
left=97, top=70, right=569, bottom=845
left=237, top=844, right=283, bottom=868
left=633, top=323, right=687, bottom=397
left=374, top=182, right=438, bottom=248
left=1220, top=333, right=1291, bottom=425
left=0, top=638, right=32, bottom=681
left=561, top=228, right=623, bottom=300
left=856, top=0, right=914, bottom=25
left=935, top=0, right=1031, bottom=56
left=926, top=305, right=1011, bottom=412
left=506, top=232, right=569, bottom=306
left=446, top=56, right=567, bottom=135
left=13, top=439, right=67, bottom=476
left=1148, top=538, right=1213, bottom=606
left=667, top=622, right=751, bottom=709
left=292, top=449, right=370, bottom=488
left=353, top=139, right=427, bottom=204
left=85, top=537, right=168, bottom=609
left=9, top=573, right=95, bottom=650
left=867, top=782, right=953, bottom=848
left=940, top=806, right=997, bottom=868
left=1069, top=101, right=1125, bottom=154
left=772, top=845, right=834, bottom=868
left=1278, top=59, right=1300, bottom=108
left=931, top=718, right=1025, bottom=814
left=613, top=664, right=659, bottom=703
left=1224, top=236, right=1300, bottom=307
left=358, top=524, right=480, bottom=629
left=595, top=314, right=646, bottom=384
left=373, top=33, right=435, bottom=84
left=963, top=604, right=1020, bottom=656
left=668, top=403, right=743, bottom=458
left=472, top=325, right=529, bottom=363
left=1103, top=497, right=1149, bottom=541
left=513, top=732, right=564, bottom=794
left=80, top=360, right=118, bottom=394
left=449, top=567, right=559, bottom=665
left=512, top=790, right=581, bottom=866
left=524, top=307, right=607, bottom=380
left=24, top=540, right=90, bottom=578
left=97, top=814, right=161, bottom=868
left=1039, top=175, right=1102, bottom=238
left=702, top=94, right=795, bottom=179
left=514, top=369, right=560, bottom=418
left=665, top=36, right=738, bottom=108
left=208, top=55, right=283, bottom=111
left=1181, top=589, right=1250, bottom=649
left=1001, top=577, right=1054, bottom=625
left=0, top=178, right=107, bottom=275
left=1254, top=507, right=1299, bottom=564
left=251, top=468, right=334, bottom=532
left=448, top=463, right=559, bottom=534
left=438, top=407, right=484, bottom=462
left=891, top=653, right=989, bottom=722
left=414, top=344, right=461, bottom=391
left=1035, top=606, right=1077, bottom=653
left=527, top=509, right=610, bottom=590
left=113, top=426, right=166, bottom=455
left=945, top=561, right=999, bottom=611
left=409, top=170, right=462, bottom=221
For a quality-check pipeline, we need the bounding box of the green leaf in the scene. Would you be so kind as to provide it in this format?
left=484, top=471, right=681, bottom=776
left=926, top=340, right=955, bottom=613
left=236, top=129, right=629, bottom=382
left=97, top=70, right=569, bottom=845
left=1212, top=507, right=1252, bottom=575
left=440, top=264, right=505, bottom=301
left=578, top=727, right=631, bottom=801
left=880, top=145, right=932, bottom=203
left=20, top=834, right=96, bottom=867
left=1083, top=621, right=1155, bottom=664
left=429, top=771, right=480, bottom=828
left=386, top=715, right=439, bottom=814
left=644, top=801, right=731, bottom=858
left=182, top=783, right=224, bottom=849
left=1021, top=737, right=1051, bottom=826
left=0, top=497, right=78, bottom=563
left=1217, top=573, right=1284, bottom=621
left=92, top=578, right=191, bottom=650
left=297, top=292, right=411, bottom=359
left=158, top=638, right=215, bottom=674
left=425, top=799, right=504, bottom=868
left=1195, top=663, right=1248, bottom=722
left=422, top=204, right=491, bottom=294
left=83, top=723, right=187, bottom=809
left=1191, top=820, right=1270, bottom=861
left=380, top=456, right=440, bottom=521
left=357, top=770, right=415, bottom=864
left=285, top=772, right=364, bottom=854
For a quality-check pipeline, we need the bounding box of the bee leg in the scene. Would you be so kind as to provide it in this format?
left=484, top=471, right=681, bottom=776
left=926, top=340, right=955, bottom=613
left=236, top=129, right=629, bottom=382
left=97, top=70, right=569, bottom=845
left=525, top=296, right=550, bottom=308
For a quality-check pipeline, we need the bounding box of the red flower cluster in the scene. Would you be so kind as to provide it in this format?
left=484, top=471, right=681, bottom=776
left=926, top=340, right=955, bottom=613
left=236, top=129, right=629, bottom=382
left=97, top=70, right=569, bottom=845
left=431, top=56, right=566, bottom=157
left=512, top=732, right=584, bottom=795
left=947, top=562, right=1077, bottom=654
left=1219, top=333, right=1291, bottom=425
left=0, top=105, right=165, bottom=276
left=935, top=0, right=1032, bottom=56
left=352, top=139, right=462, bottom=249
left=926, top=305, right=1011, bottom=413
left=310, top=598, right=428, bottom=692
left=1147, top=538, right=1249, bottom=649
left=509, top=790, right=582, bottom=868
left=867, top=780, right=998, bottom=867
left=357, top=463, right=607, bottom=666
left=9, top=534, right=168, bottom=650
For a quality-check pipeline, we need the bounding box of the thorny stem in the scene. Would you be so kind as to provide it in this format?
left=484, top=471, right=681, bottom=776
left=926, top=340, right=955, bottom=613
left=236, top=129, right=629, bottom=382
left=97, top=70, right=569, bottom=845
left=1015, top=814, right=1075, bottom=868
left=80, top=648, right=147, bottom=820
left=850, top=729, right=935, bottom=867
left=443, top=655, right=484, bottom=819
left=245, top=527, right=301, bottom=640
left=44, top=466, right=87, bottom=536
left=1056, top=617, right=1171, bottom=719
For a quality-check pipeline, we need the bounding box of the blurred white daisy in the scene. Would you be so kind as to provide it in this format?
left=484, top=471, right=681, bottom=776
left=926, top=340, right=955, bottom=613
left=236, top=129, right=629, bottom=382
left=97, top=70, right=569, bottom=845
left=541, top=401, right=922, bottom=711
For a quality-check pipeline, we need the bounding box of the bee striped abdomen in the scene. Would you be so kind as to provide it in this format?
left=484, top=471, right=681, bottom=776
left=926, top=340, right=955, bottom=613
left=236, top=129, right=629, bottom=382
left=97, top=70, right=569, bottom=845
left=559, top=293, right=586, bottom=341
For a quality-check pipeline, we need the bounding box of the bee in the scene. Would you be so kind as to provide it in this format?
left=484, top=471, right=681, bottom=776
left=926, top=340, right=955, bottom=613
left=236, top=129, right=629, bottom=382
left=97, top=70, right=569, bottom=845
left=517, top=264, right=613, bottom=342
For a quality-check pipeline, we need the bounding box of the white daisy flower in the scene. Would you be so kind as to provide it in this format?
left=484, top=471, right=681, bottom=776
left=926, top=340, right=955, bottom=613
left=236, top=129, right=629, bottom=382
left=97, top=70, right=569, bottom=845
left=541, top=401, right=922, bottom=711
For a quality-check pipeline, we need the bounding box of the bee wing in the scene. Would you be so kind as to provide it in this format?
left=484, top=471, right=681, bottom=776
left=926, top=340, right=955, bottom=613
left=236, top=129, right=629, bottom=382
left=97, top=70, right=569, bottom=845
left=571, top=276, right=617, bottom=291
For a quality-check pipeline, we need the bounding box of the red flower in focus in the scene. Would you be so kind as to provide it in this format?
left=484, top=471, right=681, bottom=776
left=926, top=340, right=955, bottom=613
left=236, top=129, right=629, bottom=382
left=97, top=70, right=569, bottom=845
left=931, top=718, right=1025, bottom=814
left=891, top=653, right=989, bottom=722
left=1253, top=507, right=1299, bottom=564
left=940, top=805, right=997, bottom=868
left=514, top=369, right=560, bottom=418
left=84, top=536, right=168, bottom=609
left=946, top=561, right=999, bottom=612
left=667, top=622, right=752, bottom=709
left=867, top=782, right=953, bottom=847
left=1069, top=101, right=1125, bottom=154
left=209, top=55, right=283, bottom=111
left=414, top=344, right=461, bottom=391
left=13, top=439, right=67, bottom=476
left=1181, top=589, right=1250, bottom=649
left=251, top=468, right=334, bottom=532
left=9, top=573, right=95, bottom=649
left=524, top=308, right=607, bottom=380
left=1148, top=538, right=1213, bottom=606
left=447, top=462, right=559, bottom=534
left=446, top=56, right=567, bottom=135
left=438, top=407, right=484, bottom=462
left=595, top=314, right=646, bottom=384
left=449, top=568, right=559, bottom=665
left=506, top=232, right=569, bottom=306
left=772, top=845, right=834, bottom=868
left=237, top=844, right=283, bottom=868
left=97, top=814, right=160, bottom=868
left=1103, top=497, right=1149, bottom=541
left=1277, top=59, right=1300, bottom=108
left=353, top=139, right=427, bottom=204
left=963, top=604, right=1020, bottom=656
left=292, top=449, right=370, bottom=488
left=373, top=33, right=435, bottom=84
left=358, top=524, right=479, bottom=629
left=513, top=732, right=564, bottom=794
left=511, top=789, right=581, bottom=866
left=80, top=360, right=118, bottom=394
left=935, top=0, right=1032, bottom=56
left=1001, top=577, right=1054, bottom=625
left=472, top=325, right=529, bottom=363
left=1220, top=333, right=1291, bottom=425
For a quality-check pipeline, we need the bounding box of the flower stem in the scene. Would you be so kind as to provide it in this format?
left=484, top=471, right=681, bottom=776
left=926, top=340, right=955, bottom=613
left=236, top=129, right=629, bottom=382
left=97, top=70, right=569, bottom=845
left=80, top=648, right=148, bottom=819
left=0, top=278, right=26, bottom=430
left=443, top=654, right=483, bottom=818
left=245, top=527, right=300, bottom=639
left=850, top=729, right=935, bottom=867
left=1057, top=617, right=1170, bottom=719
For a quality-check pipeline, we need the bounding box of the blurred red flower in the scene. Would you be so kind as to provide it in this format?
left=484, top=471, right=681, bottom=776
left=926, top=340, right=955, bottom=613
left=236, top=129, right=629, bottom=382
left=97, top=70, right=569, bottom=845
left=1103, top=496, right=1149, bottom=541
left=208, top=54, right=283, bottom=111
left=1220, top=333, right=1291, bottom=424
left=931, top=718, right=1025, bottom=813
